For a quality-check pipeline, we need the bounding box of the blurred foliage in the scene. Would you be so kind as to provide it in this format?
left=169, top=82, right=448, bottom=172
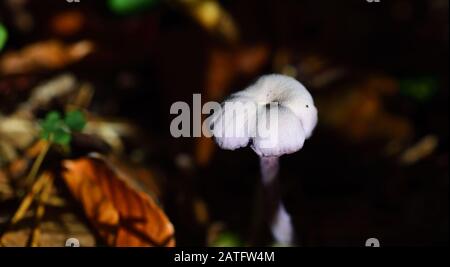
left=0, top=23, right=7, bottom=51
left=211, top=231, right=243, bottom=247
left=65, top=110, right=87, bottom=132
left=107, top=0, right=159, bottom=15
left=400, top=76, right=438, bottom=103
left=40, top=110, right=86, bottom=146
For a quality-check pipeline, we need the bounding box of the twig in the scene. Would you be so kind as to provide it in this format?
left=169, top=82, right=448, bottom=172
left=29, top=173, right=54, bottom=247
left=10, top=172, right=51, bottom=225
left=0, top=172, right=52, bottom=245
left=24, top=139, right=51, bottom=186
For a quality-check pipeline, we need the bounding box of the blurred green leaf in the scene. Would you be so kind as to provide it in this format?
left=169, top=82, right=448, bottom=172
left=40, top=111, right=62, bottom=136
left=108, top=0, right=159, bottom=15
left=400, top=76, right=437, bottom=102
left=211, top=231, right=243, bottom=247
left=64, top=110, right=86, bottom=132
left=0, top=23, right=8, bottom=51
left=52, top=127, right=72, bottom=146
left=39, top=110, right=85, bottom=146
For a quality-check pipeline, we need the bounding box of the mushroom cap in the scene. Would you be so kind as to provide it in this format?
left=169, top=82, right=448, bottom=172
left=210, top=74, right=318, bottom=157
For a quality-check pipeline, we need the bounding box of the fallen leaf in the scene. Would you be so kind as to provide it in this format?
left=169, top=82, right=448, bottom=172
left=112, top=162, right=163, bottom=200
left=400, top=135, right=438, bottom=165
left=0, top=210, right=96, bottom=247
left=83, top=119, right=137, bottom=154
left=10, top=74, right=78, bottom=119
left=193, top=197, right=209, bottom=225
left=0, top=40, right=94, bottom=75
left=0, top=115, right=38, bottom=164
left=0, top=116, right=37, bottom=150
left=50, top=11, right=85, bottom=36
left=62, top=156, right=175, bottom=247
left=317, top=75, right=412, bottom=144
left=173, top=0, right=239, bottom=43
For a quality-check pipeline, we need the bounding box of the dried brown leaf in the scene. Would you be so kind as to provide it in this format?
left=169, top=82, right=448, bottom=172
left=50, top=11, right=85, bottom=36
left=62, top=157, right=175, bottom=247
left=0, top=40, right=94, bottom=75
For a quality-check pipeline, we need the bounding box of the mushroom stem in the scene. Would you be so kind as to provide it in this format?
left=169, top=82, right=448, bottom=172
left=260, top=156, right=295, bottom=246
left=260, top=156, right=279, bottom=185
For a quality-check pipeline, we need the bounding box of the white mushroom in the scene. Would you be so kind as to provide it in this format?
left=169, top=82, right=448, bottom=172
left=210, top=74, right=318, bottom=246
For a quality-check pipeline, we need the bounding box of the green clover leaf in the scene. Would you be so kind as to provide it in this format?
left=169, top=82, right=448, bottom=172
left=64, top=110, right=86, bottom=132
left=52, top=127, right=72, bottom=146
left=40, top=111, right=62, bottom=139
left=39, top=110, right=86, bottom=146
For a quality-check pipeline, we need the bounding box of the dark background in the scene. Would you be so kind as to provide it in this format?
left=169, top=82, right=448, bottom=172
left=0, top=0, right=448, bottom=246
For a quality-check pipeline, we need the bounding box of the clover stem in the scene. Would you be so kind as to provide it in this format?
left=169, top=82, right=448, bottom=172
left=260, top=156, right=295, bottom=246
